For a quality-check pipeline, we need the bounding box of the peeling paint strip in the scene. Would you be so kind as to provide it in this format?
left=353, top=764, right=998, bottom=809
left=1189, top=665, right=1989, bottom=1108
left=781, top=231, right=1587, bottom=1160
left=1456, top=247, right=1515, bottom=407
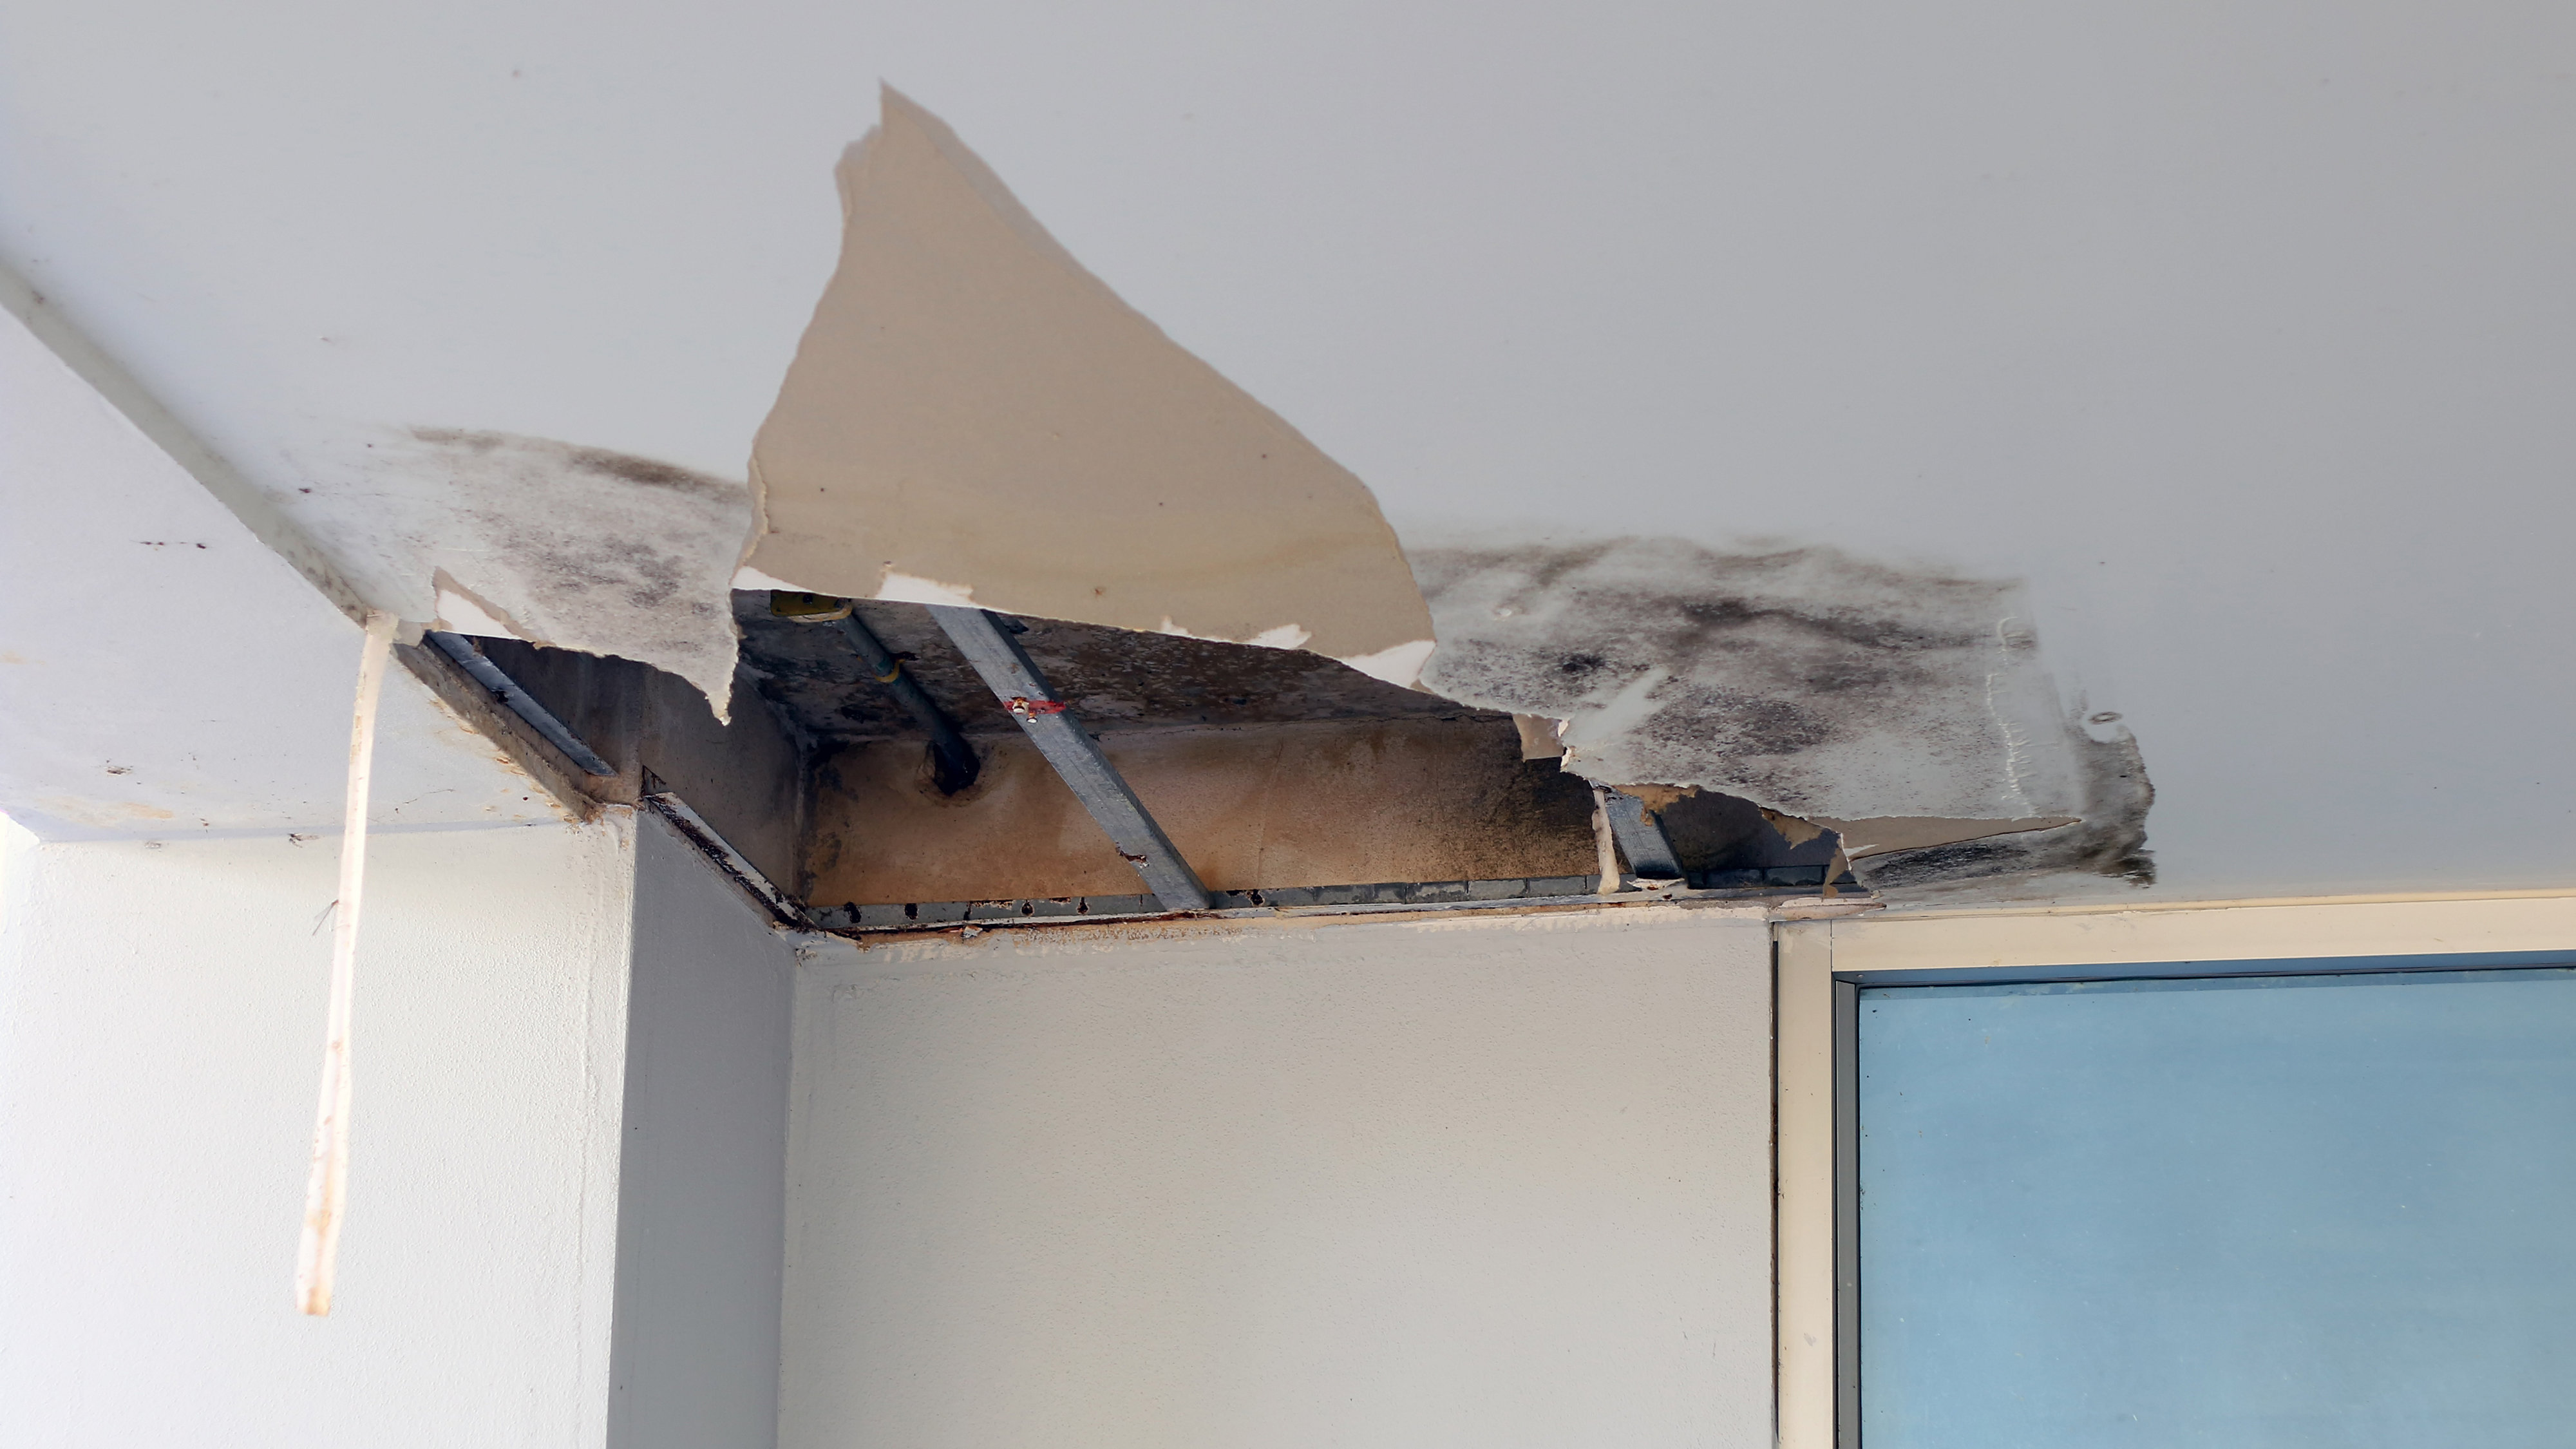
left=294, top=608, right=396, bottom=1316
left=1590, top=787, right=1627, bottom=895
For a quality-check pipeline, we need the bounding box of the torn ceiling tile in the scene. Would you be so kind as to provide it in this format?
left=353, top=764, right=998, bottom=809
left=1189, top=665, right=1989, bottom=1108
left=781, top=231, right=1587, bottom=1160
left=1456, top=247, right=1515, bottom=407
left=744, top=88, right=1435, bottom=687
left=1410, top=536, right=2154, bottom=879
left=313, top=428, right=750, bottom=712
left=1842, top=712, right=2154, bottom=896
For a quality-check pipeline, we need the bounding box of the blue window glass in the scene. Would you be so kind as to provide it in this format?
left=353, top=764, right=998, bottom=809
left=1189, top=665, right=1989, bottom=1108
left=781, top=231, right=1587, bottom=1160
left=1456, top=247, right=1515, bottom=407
left=1857, top=967, right=2576, bottom=1448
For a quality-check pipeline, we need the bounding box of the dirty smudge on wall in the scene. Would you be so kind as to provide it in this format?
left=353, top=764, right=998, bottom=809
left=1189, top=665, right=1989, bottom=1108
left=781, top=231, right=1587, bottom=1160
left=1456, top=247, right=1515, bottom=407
left=314, top=428, right=751, bottom=713
left=744, top=89, right=1437, bottom=687
left=1410, top=535, right=2152, bottom=887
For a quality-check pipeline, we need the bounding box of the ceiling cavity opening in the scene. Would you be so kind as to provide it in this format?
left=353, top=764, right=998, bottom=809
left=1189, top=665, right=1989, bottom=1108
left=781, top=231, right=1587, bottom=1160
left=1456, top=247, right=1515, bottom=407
left=424, top=591, right=1878, bottom=935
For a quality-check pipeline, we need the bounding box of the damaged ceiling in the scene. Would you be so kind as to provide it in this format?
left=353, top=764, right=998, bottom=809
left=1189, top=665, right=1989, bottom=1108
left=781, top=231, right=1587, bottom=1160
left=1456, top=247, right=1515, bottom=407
left=743, top=91, right=1437, bottom=689
left=5, top=5, right=2573, bottom=901
left=735, top=596, right=1465, bottom=742
left=395, top=428, right=748, bottom=709
left=1410, top=537, right=2154, bottom=893
left=720, top=594, right=1869, bottom=909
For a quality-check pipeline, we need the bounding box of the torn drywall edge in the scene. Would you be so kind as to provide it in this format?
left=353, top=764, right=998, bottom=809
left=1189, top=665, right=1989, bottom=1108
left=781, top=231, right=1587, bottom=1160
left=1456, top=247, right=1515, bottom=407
left=1405, top=533, right=2154, bottom=889
left=741, top=559, right=1438, bottom=690
left=743, top=88, right=1437, bottom=688
left=336, top=428, right=750, bottom=719
left=1410, top=535, right=2103, bottom=816
left=1846, top=710, right=2154, bottom=896
left=431, top=567, right=531, bottom=641
left=1514, top=714, right=1566, bottom=761
left=1816, top=814, right=2081, bottom=859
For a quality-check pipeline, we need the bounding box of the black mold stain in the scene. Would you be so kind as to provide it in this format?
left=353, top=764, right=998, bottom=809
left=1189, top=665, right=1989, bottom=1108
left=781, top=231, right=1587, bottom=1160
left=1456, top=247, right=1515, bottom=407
left=1414, top=539, right=2033, bottom=810
left=1853, top=717, right=2155, bottom=891
left=1412, top=535, right=2154, bottom=890
left=382, top=427, right=750, bottom=701
left=562, top=446, right=737, bottom=496
left=408, top=428, right=740, bottom=499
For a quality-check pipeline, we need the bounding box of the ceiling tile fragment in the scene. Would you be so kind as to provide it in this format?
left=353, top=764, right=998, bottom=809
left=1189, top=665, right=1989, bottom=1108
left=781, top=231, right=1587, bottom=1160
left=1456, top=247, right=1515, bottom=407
left=744, top=88, right=1435, bottom=685
left=1411, top=536, right=2143, bottom=833
left=331, top=428, right=751, bottom=714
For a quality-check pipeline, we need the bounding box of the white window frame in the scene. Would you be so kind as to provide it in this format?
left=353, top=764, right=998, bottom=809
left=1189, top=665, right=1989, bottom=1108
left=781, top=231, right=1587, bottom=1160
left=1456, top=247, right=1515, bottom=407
left=1772, top=889, right=2576, bottom=1448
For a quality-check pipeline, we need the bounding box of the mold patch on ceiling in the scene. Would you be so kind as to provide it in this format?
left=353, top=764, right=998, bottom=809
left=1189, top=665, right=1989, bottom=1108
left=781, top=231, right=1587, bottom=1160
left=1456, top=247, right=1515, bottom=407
left=323, top=427, right=750, bottom=711
left=743, top=88, right=1435, bottom=687
left=190, top=92, right=2146, bottom=905
left=1412, top=535, right=2154, bottom=887
left=1844, top=711, right=2154, bottom=895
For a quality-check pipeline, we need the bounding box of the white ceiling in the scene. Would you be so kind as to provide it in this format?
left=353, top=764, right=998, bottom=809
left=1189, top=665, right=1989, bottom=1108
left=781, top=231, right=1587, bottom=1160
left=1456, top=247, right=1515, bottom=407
left=2, top=3, right=2570, bottom=895
left=0, top=300, right=573, bottom=836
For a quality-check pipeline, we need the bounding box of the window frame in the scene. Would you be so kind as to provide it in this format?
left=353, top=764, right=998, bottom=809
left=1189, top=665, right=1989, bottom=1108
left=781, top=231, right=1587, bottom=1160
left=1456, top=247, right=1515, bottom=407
left=1772, top=891, right=2576, bottom=1449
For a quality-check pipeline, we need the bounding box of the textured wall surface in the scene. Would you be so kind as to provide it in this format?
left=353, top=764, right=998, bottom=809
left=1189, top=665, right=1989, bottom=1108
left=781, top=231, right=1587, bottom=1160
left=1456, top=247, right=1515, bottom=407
left=781, top=905, right=1774, bottom=1448
left=0, top=816, right=634, bottom=1448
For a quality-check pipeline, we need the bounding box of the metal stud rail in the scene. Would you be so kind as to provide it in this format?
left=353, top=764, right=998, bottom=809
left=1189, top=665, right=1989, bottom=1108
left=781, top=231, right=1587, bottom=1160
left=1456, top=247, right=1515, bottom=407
left=929, top=605, right=1213, bottom=912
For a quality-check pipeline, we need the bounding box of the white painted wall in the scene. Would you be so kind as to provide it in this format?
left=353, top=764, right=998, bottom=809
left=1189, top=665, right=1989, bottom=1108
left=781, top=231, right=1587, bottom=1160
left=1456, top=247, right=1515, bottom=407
left=782, top=906, right=1774, bottom=1449
left=608, top=812, right=797, bottom=1449
left=0, top=813, right=634, bottom=1447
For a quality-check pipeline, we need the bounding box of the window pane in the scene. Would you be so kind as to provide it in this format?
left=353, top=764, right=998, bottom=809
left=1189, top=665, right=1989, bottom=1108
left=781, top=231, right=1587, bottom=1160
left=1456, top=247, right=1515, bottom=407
left=1858, top=968, right=2576, bottom=1448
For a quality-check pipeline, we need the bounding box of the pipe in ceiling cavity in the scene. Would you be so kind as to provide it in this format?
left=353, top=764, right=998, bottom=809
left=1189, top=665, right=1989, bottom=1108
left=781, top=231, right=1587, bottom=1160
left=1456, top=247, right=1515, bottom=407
left=741, top=88, right=1437, bottom=688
